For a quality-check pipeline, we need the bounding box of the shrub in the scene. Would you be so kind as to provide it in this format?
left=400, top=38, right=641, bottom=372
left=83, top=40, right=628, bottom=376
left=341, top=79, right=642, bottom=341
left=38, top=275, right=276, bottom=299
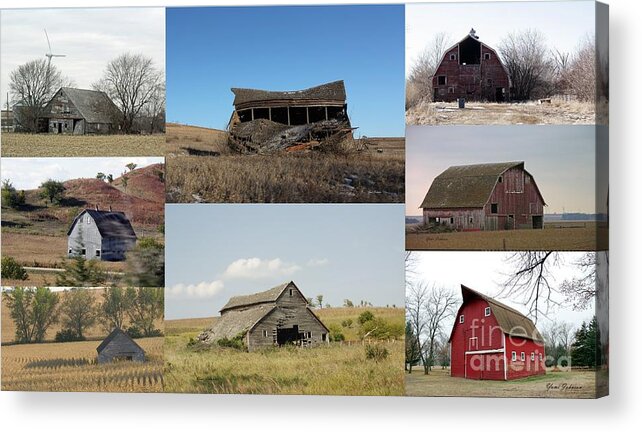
left=217, top=335, right=245, bottom=350
left=55, top=328, right=85, bottom=342
left=1, top=256, right=28, bottom=280
left=360, top=317, right=403, bottom=341
left=365, top=344, right=389, bottom=361
left=328, top=324, right=345, bottom=342
left=341, top=318, right=353, bottom=328
left=357, top=310, right=375, bottom=325
left=126, top=326, right=144, bottom=339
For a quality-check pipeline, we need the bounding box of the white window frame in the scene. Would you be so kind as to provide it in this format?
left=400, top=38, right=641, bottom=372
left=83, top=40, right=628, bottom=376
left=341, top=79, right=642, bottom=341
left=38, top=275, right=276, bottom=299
left=531, top=353, right=535, bottom=361
left=484, top=52, right=491, bottom=60
left=459, top=315, right=464, bottom=324
left=450, top=53, right=456, bottom=61
left=484, top=307, right=491, bottom=317
left=262, top=330, right=268, bottom=338
left=511, top=351, right=517, bottom=361
left=521, top=352, right=525, bottom=361
left=539, top=353, right=543, bottom=361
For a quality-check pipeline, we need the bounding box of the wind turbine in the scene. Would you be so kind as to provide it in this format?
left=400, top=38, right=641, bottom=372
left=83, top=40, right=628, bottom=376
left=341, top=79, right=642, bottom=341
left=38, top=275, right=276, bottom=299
left=43, top=29, right=66, bottom=91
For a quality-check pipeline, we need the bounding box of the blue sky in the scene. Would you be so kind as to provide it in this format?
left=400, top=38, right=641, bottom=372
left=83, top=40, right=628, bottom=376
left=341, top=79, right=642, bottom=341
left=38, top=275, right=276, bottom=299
left=166, top=5, right=405, bottom=137
left=165, top=204, right=405, bottom=319
left=405, top=125, right=600, bottom=216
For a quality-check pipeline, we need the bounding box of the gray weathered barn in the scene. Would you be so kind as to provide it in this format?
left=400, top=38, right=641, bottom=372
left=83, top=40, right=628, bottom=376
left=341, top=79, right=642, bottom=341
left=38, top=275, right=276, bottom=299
left=40, top=87, right=121, bottom=134
left=96, top=328, right=145, bottom=364
left=198, top=281, right=330, bottom=352
left=421, top=161, right=546, bottom=231
left=67, top=208, right=137, bottom=261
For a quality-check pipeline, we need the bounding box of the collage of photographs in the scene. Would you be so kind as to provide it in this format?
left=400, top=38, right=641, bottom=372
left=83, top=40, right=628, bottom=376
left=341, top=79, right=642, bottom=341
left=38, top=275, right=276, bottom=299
left=0, top=1, right=609, bottom=399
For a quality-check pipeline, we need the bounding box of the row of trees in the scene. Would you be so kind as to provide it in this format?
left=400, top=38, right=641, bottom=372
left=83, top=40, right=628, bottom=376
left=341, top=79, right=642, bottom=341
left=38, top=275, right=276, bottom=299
left=3, top=287, right=164, bottom=344
left=1, top=178, right=65, bottom=209
left=406, top=29, right=600, bottom=108
left=9, top=53, right=164, bottom=134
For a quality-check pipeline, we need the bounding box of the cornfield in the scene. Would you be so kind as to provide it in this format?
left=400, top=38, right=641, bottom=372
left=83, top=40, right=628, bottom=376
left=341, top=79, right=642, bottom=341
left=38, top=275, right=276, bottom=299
left=1, top=337, right=164, bottom=392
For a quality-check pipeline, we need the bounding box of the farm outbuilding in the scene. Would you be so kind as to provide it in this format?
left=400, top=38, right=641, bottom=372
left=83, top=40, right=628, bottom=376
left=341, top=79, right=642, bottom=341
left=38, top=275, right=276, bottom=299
left=67, top=208, right=137, bottom=261
left=96, top=328, right=146, bottom=364
left=198, top=281, right=330, bottom=352
left=432, top=29, right=511, bottom=102
left=420, top=161, right=546, bottom=231
left=40, top=87, right=121, bottom=135
left=449, top=285, right=545, bottom=380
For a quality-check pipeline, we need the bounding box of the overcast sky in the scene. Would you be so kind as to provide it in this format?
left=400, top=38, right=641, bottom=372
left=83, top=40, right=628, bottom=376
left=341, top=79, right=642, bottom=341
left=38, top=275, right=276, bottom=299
left=405, top=125, right=598, bottom=216
left=406, top=1, right=595, bottom=77
left=0, top=157, right=164, bottom=190
left=409, top=250, right=597, bottom=333
left=165, top=204, right=405, bottom=320
left=0, top=7, right=165, bottom=108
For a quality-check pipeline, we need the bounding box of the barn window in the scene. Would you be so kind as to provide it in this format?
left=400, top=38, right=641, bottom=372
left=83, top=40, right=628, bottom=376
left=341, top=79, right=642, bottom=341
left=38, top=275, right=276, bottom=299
left=81, top=248, right=86, bottom=255
left=68, top=248, right=72, bottom=254
left=307, top=331, right=312, bottom=338
left=539, top=353, right=543, bottom=361
left=449, top=217, right=454, bottom=224
left=289, top=289, right=293, bottom=296
left=459, top=315, right=464, bottom=324
left=95, top=250, right=101, bottom=257
left=469, top=217, right=473, bottom=224
left=437, top=76, right=447, bottom=86
left=262, top=330, right=268, bottom=338
left=484, top=53, right=491, bottom=60
left=87, top=217, right=91, bottom=224
left=521, top=352, right=525, bottom=361
left=450, top=53, right=456, bottom=61
left=97, top=124, right=101, bottom=130
left=531, top=353, right=535, bottom=361
left=322, top=333, right=327, bottom=341
left=498, top=176, right=503, bottom=183
left=491, top=203, right=498, bottom=214
left=448, top=87, right=455, bottom=94
left=511, top=351, right=516, bottom=361
left=484, top=307, right=491, bottom=317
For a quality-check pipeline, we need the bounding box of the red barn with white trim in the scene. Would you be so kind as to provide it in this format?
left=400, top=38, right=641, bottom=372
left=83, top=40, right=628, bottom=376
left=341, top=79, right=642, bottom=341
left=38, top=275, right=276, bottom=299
left=449, top=285, right=546, bottom=380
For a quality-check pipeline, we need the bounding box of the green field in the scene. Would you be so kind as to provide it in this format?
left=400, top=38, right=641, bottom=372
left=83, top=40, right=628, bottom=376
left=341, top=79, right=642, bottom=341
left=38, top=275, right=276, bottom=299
left=1, top=133, right=165, bottom=157
left=164, top=307, right=405, bottom=395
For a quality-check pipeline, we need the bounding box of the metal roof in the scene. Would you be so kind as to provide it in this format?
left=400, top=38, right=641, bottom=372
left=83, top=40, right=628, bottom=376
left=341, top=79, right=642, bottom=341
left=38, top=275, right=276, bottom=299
left=67, top=209, right=137, bottom=239
left=44, top=87, right=121, bottom=124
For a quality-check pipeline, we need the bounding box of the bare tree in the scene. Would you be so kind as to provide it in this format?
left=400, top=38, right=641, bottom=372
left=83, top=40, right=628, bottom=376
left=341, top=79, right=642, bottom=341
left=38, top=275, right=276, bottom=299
left=559, top=253, right=596, bottom=310
left=406, top=282, right=457, bottom=374
left=498, top=29, right=553, bottom=100
left=9, top=59, right=73, bottom=132
left=566, top=35, right=596, bottom=102
left=93, top=53, right=164, bottom=133
left=405, top=251, right=420, bottom=290
left=139, top=81, right=165, bottom=134
left=406, top=32, right=452, bottom=108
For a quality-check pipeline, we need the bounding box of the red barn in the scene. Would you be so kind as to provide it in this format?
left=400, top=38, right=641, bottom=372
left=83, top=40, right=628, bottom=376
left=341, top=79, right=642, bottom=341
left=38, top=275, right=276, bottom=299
left=420, top=161, right=546, bottom=231
left=432, top=29, right=511, bottom=102
left=449, top=285, right=546, bottom=380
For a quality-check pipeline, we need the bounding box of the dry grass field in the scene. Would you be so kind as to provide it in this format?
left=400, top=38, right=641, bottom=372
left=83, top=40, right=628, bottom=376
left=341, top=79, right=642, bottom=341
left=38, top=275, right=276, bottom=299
left=405, top=367, right=598, bottom=398
left=165, top=123, right=404, bottom=203
left=163, top=307, right=405, bottom=395
left=1, top=133, right=165, bottom=157
left=406, top=100, right=596, bottom=126
left=406, top=222, right=606, bottom=251
left=1, top=337, right=164, bottom=392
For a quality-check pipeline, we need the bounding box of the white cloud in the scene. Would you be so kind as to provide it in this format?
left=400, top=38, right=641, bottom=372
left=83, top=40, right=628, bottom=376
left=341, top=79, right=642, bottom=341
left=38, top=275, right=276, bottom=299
left=167, top=280, right=224, bottom=299
left=307, top=258, right=329, bottom=267
left=222, top=257, right=301, bottom=280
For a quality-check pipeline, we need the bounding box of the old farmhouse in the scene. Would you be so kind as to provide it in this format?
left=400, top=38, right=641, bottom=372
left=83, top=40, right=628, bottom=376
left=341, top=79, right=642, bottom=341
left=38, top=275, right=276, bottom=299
left=67, top=208, right=137, bottom=261
left=420, top=161, right=546, bottom=231
left=432, top=29, right=511, bottom=102
left=40, top=87, right=121, bottom=134
left=198, top=281, right=330, bottom=352
left=97, top=328, right=146, bottom=364
left=449, top=285, right=546, bottom=380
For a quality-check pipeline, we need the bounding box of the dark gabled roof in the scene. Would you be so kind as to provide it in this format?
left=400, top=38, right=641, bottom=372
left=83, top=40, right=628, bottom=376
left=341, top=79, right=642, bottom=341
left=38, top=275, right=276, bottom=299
left=67, top=209, right=137, bottom=239
left=220, top=281, right=298, bottom=313
left=96, top=327, right=144, bottom=353
left=420, top=161, right=525, bottom=209
left=45, top=87, right=121, bottom=123
left=450, top=285, right=544, bottom=343
left=232, top=81, right=346, bottom=107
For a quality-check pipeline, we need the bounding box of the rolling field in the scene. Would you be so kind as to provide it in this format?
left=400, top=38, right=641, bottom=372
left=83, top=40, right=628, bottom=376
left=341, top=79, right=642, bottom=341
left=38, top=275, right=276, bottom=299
left=405, top=367, right=598, bottom=398
left=406, top=100, right=598, bottom=126
left=163, top=307, right=405, bottom=395
left=165, top=123, right=404, bottom=203
left=1, top=133, right=165, bottom=157
left=406, top=222, right=607, bottom=251
left=1, top=337, right=164, bottom=392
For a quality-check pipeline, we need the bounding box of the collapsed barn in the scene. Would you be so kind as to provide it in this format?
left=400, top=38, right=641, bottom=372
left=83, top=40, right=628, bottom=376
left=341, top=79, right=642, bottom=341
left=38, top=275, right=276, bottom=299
left=432, top=29, right=511, bottom=102
left=198, top=281, right=330, bottom=352
left=420, top=161, right=546, bottom=231
left=227, top=81, right=358, bottom=153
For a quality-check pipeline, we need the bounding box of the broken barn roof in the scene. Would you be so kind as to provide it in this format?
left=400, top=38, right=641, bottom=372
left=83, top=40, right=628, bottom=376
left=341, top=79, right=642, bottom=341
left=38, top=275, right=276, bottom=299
left=200, top=304, right=276, bottom=343
left=420, top=161, right=525, bottom=209
left=457, top=285, right=544, bottom=342
left=45, top=87, right=121, bottom=123
left=96, top=327, right=144, bottom=353
left=67, top=209, right=137, bottom=239
left=220, top=281, right=295, bottom=312
left=232, top=80, right=346, bottom=108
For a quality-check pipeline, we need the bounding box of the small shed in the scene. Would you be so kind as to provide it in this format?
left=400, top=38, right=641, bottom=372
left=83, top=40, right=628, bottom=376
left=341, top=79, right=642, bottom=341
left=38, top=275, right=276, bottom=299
left=40, top=87, right=121, bottom=134
left=96, top=328, right=145, bottom=364
left=198, top=281, right=330, bottom=352
left=449, top=285, right=546, bottom=380
left=67, top=208, right=137, bottom=261
left=432, top=29, right=511, bottom=102
left=420, top=161, right=546, bottom=231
